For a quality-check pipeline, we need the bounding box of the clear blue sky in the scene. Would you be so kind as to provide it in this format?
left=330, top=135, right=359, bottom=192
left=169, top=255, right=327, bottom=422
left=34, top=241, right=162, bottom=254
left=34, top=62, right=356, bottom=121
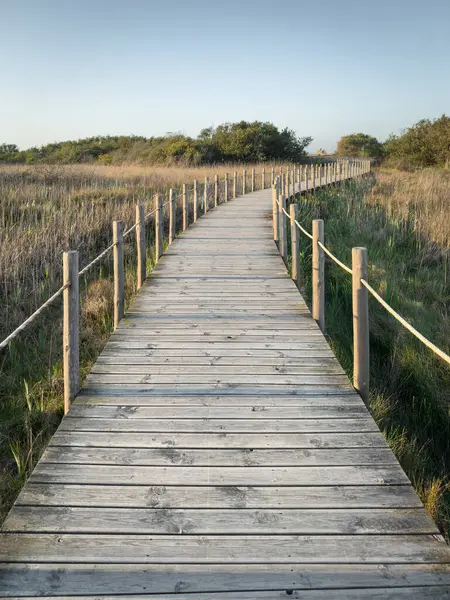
left=1, top=0, right=449, bottom=153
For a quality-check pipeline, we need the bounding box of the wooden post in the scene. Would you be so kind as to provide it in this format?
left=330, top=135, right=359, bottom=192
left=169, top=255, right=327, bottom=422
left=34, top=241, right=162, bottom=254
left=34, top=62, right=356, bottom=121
left=182, top=183, right=188, bottom=231
left=169, top=188, right=176, bottom=244
left=305, top=165, right=309, bottom=196
left=136, top=204, right=146, bottom=289
left=286, top=168, right=291, bottom=199
left=113, top=220, right=125, bottom=328
left=243, top=169, right=247, bottom=195
left=290, top=203, right=299, bottom=287
left=271, top=166, right=275, bottom=185
left=233, top=171, right=237, bottom=198
left=272, top=178, right=279, bottom=241
left=204, top=177, right=209, bottom=213
left=63, top=250, right=79, bottom=414
left=193, top=179, right=199, bottom=222
left=225, top=173, right=229, bottom=202
left=214, top=174, right=219, bottom=207
left=251, top=168, right=255, bottom=192
left=155, top=193, right=163, bottom=261
left=312, top=219, right=325, bottom=332
left=352, top=247, right=370, bottom=406
left=262, top=167, right=266, bottom=189
left=319, top=163, right=323, bottom=188
left=279, top=194, right=287, bottom=262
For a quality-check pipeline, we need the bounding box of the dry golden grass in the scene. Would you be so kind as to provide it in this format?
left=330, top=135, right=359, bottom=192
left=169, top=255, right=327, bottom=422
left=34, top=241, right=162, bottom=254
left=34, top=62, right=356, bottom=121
left=368, top=168, right=450, bottom=248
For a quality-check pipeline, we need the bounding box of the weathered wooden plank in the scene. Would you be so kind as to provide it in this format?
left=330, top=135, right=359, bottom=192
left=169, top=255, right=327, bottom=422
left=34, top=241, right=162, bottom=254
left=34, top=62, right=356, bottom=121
left=59, top=417, right=377, bottom=433
left=1, top=563, right=449, bottom=597
left=17, top=483, right=422, bottom=509
left=1, top=533, right=447, bottom=563
left=39, top=446, right=393, bottom=466
left=30, top=464, right=410, bottom=485
left=85, top=375, right=351, bottom=386
left=3, top=587, right=447, bottom=599
left=49, top=431, right=387, bottom=448
left=66, top=404, right=365, bottom=419
left=4, top=507, right=436, bottom=535
left=73, top=394, right=362, bottom=406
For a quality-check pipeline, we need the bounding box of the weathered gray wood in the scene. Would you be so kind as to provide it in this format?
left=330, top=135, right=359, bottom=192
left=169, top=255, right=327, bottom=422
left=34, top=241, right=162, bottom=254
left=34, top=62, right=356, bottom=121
left=1, top=533, right=447, bottom=563
left=17, top=483, right=422, bottom=509
left=113, top=220, right=124, bottom=328
left=5, top=506, right=435, bottom=535
left=39, top=445, right=393, bottom=466
left=193, top=179, right=199, bottom=222
left=30, top=464, right=409, bottom=486
left=279, top=194, right=287, bottom=262
left=155, top=193, right=163, bottom=261
left=169, top=188, right=176, bottom=244
left=290, top=203, right=299, bottom=286
left=233, top=171, right=237, bottom=198
left=59, top=416, right=376, bottom=432
left=1, top=583, right=448, bottom=599
left=353, top=246, right=370, bottom=405
left=224, top=172, right=228, bottom=202
left=214, top=174, right=219, bottom=206
left=49, top=431, right=387, bottom=448
left=63, top=251, right=79, bottom=414
left=312, top=219, right=325, bottom=332
left=182, top=183, right=188, bottom=231
left=135, top=204, right=146, bottom=288
left=204, top=176, right=209, bottom=213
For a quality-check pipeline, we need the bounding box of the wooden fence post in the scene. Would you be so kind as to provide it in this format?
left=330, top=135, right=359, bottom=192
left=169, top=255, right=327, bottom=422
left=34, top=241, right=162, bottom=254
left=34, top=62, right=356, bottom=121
left=243, top=169, right=247, bottom=195
left=204, top=177, right=209, bottom=213
left=214, top=174, right=219, bottom=207
left=305, top=165, right=309, bottom=196
left=262, top=167, right=266, bottom=189
left=233, top=171, right=237, bottom=198
left=251, top=168, right=255, bottom=192
left=169, top=188, right=176, bottom=244
left=193, top=179, right=199, bottom=222
left=279, top=194, right=287, bottom=262
left=182, top=183, right=188, bottom=231
left=136, top=204, right=146, bottom=289
left=312, top=219, right=325, bottom=332
left=113, top=220, right=125, bottom=328
left=63, top=250, right=79, bottom=414
left=286, top=168, right=291, bottom=199
left=290, top=203, right=299, bottom=287
left=155, top=193, right=163, bottom=261
left=272, top=177, right=279, bottom=242
left=225, top=173, right=229, bottom=202
left=352, top=247, right=370, bottom=406
left=271, top=166, right=275, bottom=185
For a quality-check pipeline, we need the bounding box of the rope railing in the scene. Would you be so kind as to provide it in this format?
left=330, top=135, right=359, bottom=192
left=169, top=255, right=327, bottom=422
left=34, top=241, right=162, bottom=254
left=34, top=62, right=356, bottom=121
left=295, top=220, right=313, bottom=240
left=1, top=159, right=365, bottom=412
left=0, top=283, right=70, bottom=350
left=318, top=241, right=353, bottom=275
left=78, top=241, right=117, bottom=277
left=361, top=279, right=450, bottom=366
left=271, top=157, right=448, bottom=406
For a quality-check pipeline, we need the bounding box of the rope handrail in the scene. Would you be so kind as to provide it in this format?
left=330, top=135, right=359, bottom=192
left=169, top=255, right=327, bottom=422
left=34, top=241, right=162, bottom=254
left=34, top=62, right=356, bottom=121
left=318, top=241, right=353, bottom=275
left=294, top=220, right=313, bottom=240
left=0, top=283, right=70, bottom=350
left=78, top=241, right=117, bottom=276
left=361, top=278, right=450, bottom=366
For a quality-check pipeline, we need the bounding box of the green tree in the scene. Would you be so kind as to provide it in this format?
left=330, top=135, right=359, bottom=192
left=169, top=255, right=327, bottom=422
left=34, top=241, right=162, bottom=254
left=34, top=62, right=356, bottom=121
left=336, top=133, right=382, bottom=158
left=383, top=115, right=450, bottom=168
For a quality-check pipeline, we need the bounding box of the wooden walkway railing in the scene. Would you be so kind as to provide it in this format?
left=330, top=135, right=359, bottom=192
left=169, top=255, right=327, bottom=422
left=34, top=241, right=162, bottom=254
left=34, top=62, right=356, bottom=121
left=2, top=158, right=450, bottom=598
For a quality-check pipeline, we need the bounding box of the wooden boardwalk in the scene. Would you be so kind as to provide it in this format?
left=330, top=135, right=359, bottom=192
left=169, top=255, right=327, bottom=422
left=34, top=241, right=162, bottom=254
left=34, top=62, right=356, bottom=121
left=1, top=183, right=450, bottom=598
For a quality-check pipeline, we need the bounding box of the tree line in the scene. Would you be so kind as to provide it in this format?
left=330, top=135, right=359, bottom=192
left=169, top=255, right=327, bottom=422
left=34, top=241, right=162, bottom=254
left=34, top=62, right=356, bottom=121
left=336, top=115, right=449, bottom=169
left=0, top=121, right=312, bottom=166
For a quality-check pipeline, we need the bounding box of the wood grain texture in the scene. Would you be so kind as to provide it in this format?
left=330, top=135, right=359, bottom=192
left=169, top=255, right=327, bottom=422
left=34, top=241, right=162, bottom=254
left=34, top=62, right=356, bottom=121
left=2, top=177, right=449, bottom=597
